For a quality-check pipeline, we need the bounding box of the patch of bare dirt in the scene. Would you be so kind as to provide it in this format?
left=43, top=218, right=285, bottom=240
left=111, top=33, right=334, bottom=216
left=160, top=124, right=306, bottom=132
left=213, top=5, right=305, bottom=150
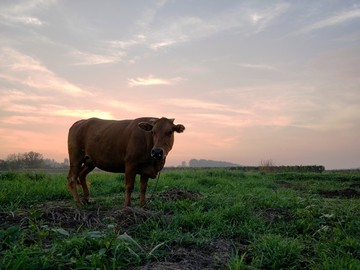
left=0, top=201, right=161, bottom=232
left=131, top=239, right=235, bottom=270
left=157, top=188, right=202, bottom=201
left=275, top=180, right=303, bottom=191
left=349, top=183, right=360, bottom=188
left=0, top=188, right=203, bottom=231
left=0, top=211, right=23, bottom=227
left=261, top=208, right=293, bottom=224
left=318, top=188, right=360, bottom=198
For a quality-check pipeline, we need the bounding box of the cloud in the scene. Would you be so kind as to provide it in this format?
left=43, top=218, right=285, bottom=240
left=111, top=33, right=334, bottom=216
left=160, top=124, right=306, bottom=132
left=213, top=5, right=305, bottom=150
left=0, top=92, right=54, bottom=119
left=108, top=35, right=147, bottom=49
left=248, top=2, right=290, bottom=33
left=0, top=0, right=54, bottom=26
left=238, top=63, right=277, bottom=70
left=108, top=2, right=289, bottom=54
left=163, top=98, right=243, bottom=113
left=70, top=49, right=125, bottom=65
left=147, top=16, right=212, bottom=50
left=107, top=100, right=146, bottom=114
left=135, top=0, right=168, bottom=29
left=0, top=89, right=115, bottom=124
left=110, top=16, right=206, bottom=52
left=54, top=109, right=115, bottom=119
left=11, top=16, right=43, bottom=25
left=167, top=98, right=222, bottom=108
left=4, top=0, right=54, bottom=14
left=0, top=89, right=53, bottom=103
left=299, top=8, right=360, bottom=33
left=0, top=48, right=90, bottom=96
left=128, top=75, right=184, bottom=87
left=162, top=98, right=291, bottom=128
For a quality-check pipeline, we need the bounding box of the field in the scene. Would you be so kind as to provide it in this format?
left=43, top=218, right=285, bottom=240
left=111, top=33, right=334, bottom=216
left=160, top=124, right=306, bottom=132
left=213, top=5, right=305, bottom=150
left=0, top=169, right=359, bottom=269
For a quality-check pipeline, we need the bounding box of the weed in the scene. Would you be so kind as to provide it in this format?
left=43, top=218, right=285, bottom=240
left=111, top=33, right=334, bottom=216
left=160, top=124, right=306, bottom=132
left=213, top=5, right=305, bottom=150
left=250, top=234, right=304, bottom=269
left=228, top=251, right=248, bottom=270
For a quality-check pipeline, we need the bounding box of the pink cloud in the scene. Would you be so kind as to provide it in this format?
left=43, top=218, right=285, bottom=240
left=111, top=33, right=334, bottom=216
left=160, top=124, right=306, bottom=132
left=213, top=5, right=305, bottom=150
left=128, top=75, right=184, bottom=87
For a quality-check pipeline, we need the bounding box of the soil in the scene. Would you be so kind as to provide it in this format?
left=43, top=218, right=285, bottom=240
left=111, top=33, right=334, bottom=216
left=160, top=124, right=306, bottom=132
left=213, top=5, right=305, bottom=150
left=0, top=189, right=237, bottom=269
left=156, top=188, right=202, bottom=201
left=275, top=180, right=360, bottom=199
left=0, top=202, right=157, bottom=231
left=318, top=188, right=360, bottom=198
left=131, top=239, right=234, bottom=270
left=275, top=180, right=303, bottom=191
left=349, top=183, right=360, bottom=188
left=261, top=207, right=293, bottom=224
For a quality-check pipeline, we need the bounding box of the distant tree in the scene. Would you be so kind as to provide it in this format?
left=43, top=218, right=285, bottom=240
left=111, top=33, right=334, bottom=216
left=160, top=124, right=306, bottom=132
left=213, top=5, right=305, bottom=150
left=0, top=160, right=6, bottom=170
left=1, top=152, right=69, bottom=170
left=259, top=159, right=275, bottom=172
left=44, top=158, right=69, bottom=168
left=63, top=158, right=69, bottom=166
left=23, top=151, right=44, bottom=168
left=5, top=151, right=44, bottom=169
left=6, top=153, right=23, bottom=169
left=44, top=158, right=58, bottom=168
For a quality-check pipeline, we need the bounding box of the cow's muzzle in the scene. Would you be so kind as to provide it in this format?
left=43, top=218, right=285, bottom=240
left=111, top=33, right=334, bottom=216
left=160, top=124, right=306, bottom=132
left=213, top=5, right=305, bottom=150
left=151, top=148, right=165, bottom=160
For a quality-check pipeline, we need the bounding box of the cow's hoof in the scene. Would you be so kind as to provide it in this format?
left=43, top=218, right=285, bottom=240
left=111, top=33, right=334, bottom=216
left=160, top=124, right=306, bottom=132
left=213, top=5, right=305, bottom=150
left=140, top=203, right=148, bottom=209
left=81, top=198, right=90, bottom=205
left=75, top=201, right=83, bottom=208
left=124, top=206, right=133, bottom=214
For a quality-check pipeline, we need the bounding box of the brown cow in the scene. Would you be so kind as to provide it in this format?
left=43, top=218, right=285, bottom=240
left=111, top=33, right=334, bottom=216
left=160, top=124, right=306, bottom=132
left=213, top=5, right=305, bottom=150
left=66, top=117, right=185, bottom=207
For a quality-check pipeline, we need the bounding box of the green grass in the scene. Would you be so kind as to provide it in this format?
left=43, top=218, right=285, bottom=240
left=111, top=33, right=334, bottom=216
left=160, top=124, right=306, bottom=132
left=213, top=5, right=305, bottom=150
left=0, top=169, right=359, bottom=269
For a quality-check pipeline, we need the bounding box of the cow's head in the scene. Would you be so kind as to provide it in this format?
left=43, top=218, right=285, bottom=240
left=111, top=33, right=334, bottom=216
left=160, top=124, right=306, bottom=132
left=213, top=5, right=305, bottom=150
left=139, top=117, right=185, bottom=161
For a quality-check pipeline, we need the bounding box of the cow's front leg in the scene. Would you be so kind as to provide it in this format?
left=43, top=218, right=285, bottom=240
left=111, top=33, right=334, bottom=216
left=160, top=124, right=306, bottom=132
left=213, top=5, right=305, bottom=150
left=124, top=169, right=136, bottom=207
left=67, top=175, right=81, bottom=206
left=78, top=163, right=95, bottom=204
left=67, top=165, right=82, bottom=207
left=140, top=175, right=149, bottom=207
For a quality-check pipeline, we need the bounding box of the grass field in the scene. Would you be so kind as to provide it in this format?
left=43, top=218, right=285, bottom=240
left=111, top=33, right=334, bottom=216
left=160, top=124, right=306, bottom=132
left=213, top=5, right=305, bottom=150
left=0, top=169, right=359, bottom=269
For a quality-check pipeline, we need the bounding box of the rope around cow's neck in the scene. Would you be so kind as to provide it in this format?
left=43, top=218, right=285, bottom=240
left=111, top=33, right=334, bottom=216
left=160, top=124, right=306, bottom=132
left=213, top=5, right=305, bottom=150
left=146, top=171, right=161, bottom=207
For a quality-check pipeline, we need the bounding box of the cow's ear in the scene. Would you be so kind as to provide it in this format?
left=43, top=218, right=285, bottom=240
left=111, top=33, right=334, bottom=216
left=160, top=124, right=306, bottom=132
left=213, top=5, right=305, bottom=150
left=138, top=122, right=153, bottom=131
left=173, top=124, right=185, bottom=133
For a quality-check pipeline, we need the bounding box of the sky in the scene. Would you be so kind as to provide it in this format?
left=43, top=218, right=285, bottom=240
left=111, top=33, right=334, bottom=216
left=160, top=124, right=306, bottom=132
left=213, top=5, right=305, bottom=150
left=1, top=0, right=360, bottom=169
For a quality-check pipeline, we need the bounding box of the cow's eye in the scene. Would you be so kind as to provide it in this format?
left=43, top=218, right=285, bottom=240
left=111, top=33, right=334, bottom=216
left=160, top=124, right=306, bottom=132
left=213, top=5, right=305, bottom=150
left=167, top=131, right=173, bottom=136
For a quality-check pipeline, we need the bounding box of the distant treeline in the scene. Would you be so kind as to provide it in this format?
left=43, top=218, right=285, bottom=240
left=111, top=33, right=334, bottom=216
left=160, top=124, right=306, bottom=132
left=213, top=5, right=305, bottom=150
left=182, top=159, right=325, bottom=172
left=239, top=165, right=325, bottom=173
left=188, top=159, right=240, bottom=167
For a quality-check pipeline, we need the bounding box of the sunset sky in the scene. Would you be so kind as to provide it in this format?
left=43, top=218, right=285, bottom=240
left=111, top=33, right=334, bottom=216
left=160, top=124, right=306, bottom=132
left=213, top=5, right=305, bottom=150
left=1, top=0, right=360, bottom=169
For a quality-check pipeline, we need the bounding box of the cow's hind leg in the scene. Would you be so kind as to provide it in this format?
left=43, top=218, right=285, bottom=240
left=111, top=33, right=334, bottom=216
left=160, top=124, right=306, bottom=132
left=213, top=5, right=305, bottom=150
left=78, top=158, right=95, bottom=204
left=67, top=162, right=82, bottom=206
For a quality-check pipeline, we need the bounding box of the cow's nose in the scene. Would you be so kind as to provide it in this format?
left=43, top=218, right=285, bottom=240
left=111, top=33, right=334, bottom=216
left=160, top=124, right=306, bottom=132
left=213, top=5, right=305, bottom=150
left=151, top=148, right=164, bottom=160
